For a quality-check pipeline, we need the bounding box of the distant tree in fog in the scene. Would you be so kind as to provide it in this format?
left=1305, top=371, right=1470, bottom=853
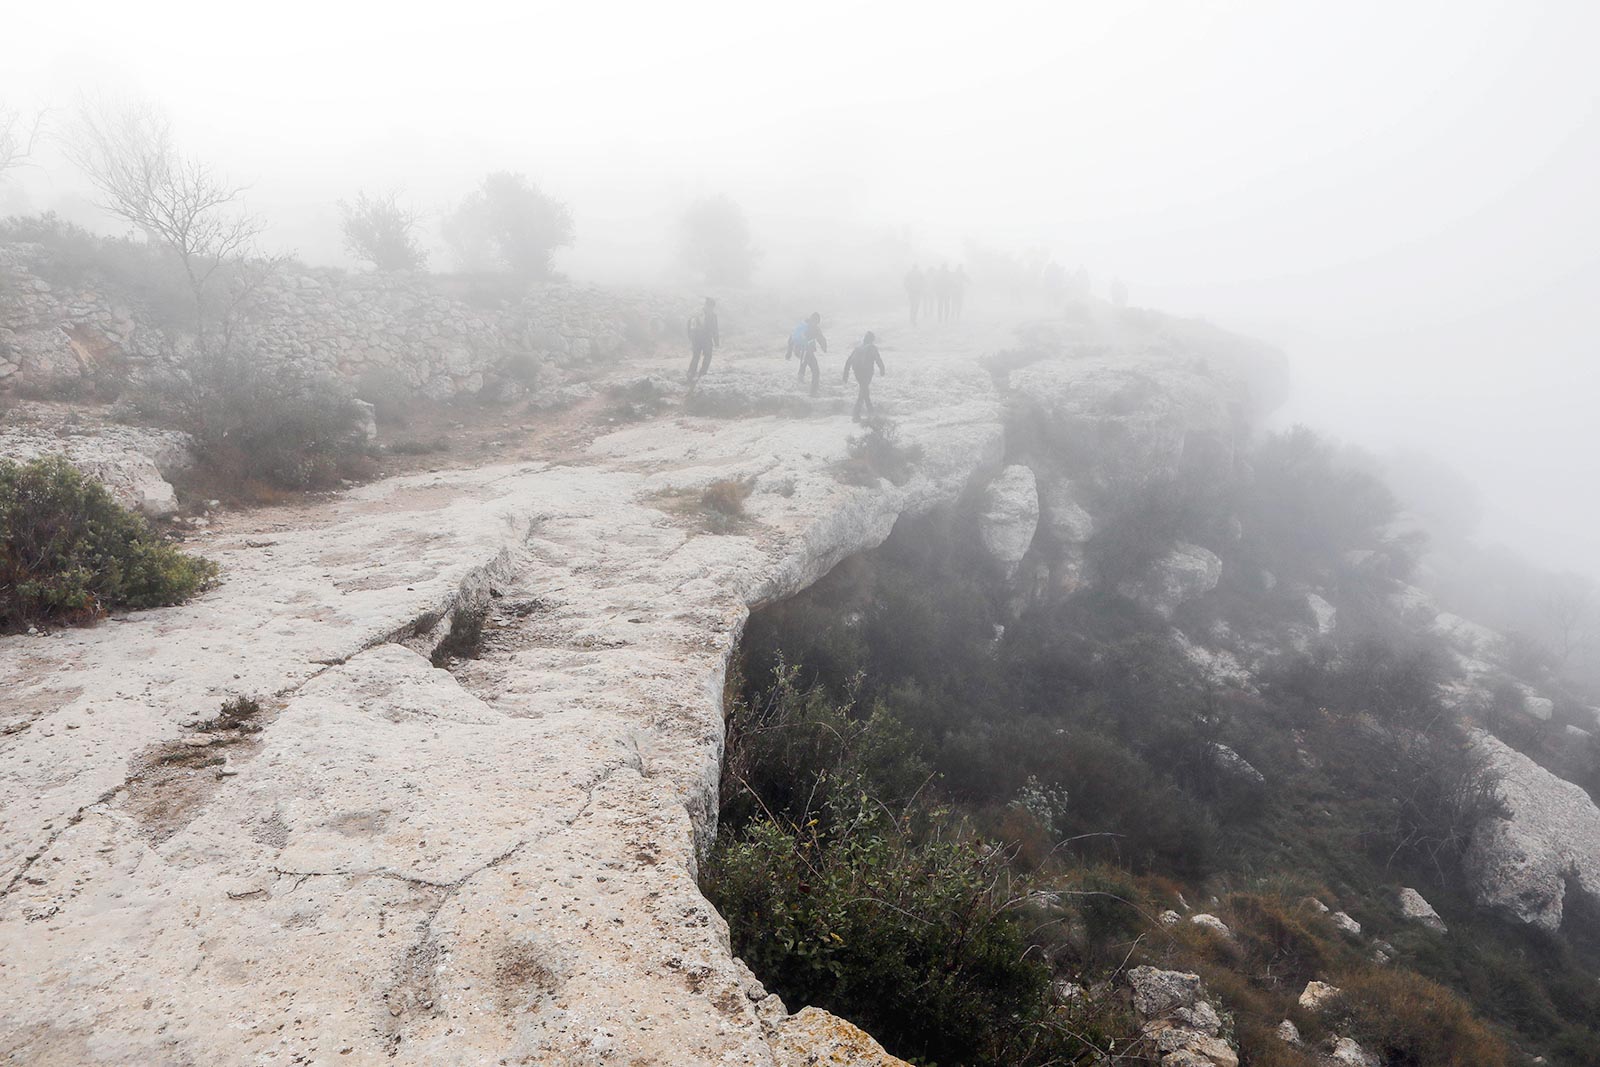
left=0, top=102, right=42, bottom=179
left=679, top=194, right=759, bottom=287
left=64, top=99, right=266, bottom=346
left=441, top=172, right=573, bottom=281
left=1542, top=575, right=1596, bottom=668
left=339, top=190, right=426, bottom=272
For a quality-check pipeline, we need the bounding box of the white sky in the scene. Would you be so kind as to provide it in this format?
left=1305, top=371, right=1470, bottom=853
left=6, top=0, right=1599, bottom=574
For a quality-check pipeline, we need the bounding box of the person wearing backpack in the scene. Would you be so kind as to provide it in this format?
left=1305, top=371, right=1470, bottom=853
left=843, top=330, right=886, bottom=421
left=686, top=297, right=720, bottom=381
left=785, top=312, right=827, bottom=396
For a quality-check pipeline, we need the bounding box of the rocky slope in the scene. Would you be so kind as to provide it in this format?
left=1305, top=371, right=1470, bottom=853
left=1, top=306, right=1292, bottom=1065
left=8, top=279, right=1600, bottom=1062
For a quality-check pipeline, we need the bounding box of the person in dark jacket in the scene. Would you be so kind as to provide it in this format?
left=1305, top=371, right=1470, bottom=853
left=785, top=312, right=827, bottom=396
left=904, top=265, right=926, bottom=325
left=843, top=331, right=886, bottom=421
left=686, top=297, right=720, bottom=381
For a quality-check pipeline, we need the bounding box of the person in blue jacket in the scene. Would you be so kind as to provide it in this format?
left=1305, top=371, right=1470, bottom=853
left=785, top=312, right=827, bottom=396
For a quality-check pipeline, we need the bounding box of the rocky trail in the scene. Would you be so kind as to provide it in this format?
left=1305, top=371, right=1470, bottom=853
left=0, top=314, right=1027, bottom=1066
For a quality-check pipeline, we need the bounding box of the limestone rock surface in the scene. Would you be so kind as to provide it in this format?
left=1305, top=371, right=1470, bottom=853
left=1120, top=542, right=1222, bottom=619
left=0, top=316, right=1272, bottom=1064
left=1397, top=887, right=1447, bottom=933
left=0, top=402, right=191, bottom=517
left=978, top=464, right=1039, bottom=577
left=1464, top=730, right=1600, bottom=930
left=770, top=1007, right=912, bottom=1067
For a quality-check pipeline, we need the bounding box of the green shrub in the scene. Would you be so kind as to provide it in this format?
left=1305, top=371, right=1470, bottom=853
left=192, top=695, right=263, bottom=734
left=0, top=455, right=216, bottom=630
left=132, top=347, right=372, bottom=495
left=706, top=808, right=1069, bottom=1066
left=719, top=666, right=929, bottom=834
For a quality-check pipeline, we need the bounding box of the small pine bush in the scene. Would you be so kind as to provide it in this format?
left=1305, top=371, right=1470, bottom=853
left=0, top=455, right=217, bottom=631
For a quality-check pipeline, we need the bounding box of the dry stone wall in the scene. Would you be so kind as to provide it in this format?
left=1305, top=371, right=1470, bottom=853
left=0, top=242, right=688, bottom=400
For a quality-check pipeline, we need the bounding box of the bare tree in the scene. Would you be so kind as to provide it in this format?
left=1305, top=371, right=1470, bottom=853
left=339, top=189, right=426, bottom=272
left=64, top=99, right=264, bottom=345
left=1543, top=575, right=1596, bottom=668
left=0, top=101, right=42, bottom=179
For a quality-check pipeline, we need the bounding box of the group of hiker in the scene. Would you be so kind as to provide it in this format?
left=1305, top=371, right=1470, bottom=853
left=903, top=264, right=969, bottom=326
left=684, top=300, right=885, bottom=422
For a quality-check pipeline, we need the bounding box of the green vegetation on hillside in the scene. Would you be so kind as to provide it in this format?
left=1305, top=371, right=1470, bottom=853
left=707, top=428, right=1599, bottom=1066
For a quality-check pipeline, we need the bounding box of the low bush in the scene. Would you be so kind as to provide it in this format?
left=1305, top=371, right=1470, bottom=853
left=838, top=417, right=922, bottom=487
left=605, top=378, right=670, bottom=422
left=192, top=695, right=263, bottom=734
left=707, top=802, right=1072, bottom=1066
left=0, top=455, right=217, bottom=631
left=700, top=477, right=754, bottom=519
left=132, top=347, right=373, bottom=496
left=1336, top=967, right=1512, bottom=1067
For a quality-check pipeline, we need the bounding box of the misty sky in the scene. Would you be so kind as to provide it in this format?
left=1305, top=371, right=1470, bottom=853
left=7, top=0, right=1598, bottom=576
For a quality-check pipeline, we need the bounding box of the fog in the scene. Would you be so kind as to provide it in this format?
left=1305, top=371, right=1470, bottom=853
left=6, top=0, right=1598, bottom=576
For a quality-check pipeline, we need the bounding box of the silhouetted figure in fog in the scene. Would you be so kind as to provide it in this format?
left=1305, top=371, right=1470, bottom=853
left=843, top=331, right=886, bottom=421
left=786, top=312, right=827, bottom=396
left=1041, top=260, right=1064, bottom=294
left=933, top=264, right=952, bottom=323
left=904, top=265, right=926, bottom=325
left=950, top=264, right=970, bottom=321
left=686, top=297, right=720, bottom=381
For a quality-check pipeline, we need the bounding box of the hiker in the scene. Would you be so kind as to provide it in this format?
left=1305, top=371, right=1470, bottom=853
left=686, top=297, right=720, bottom=381
left=933, top=264, right=953, bottom=323
left=903, top=265, right=926, bottom=325
left=785, top=312, right=827, bottom=396
left=950, top=264, right=970, bottom=321
left=843, top=330, right=886, bottom=421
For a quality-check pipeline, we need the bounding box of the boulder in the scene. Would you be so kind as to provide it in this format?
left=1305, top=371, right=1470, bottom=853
left=1128, top=966, right=1203, bottom=1019
left=1330, top=911, right=1361, bottom=937
left=0, top=410, right=192, bottom=519
left=1038, top=475, right=1094, bottom=543
left=1119, top=542, right=1222, bottom=619
left=1190, top=913, right=1233, bottom=938
left=1431, top=612, right=1504, bottom=660
left=1324, top=1036, right=1380, bottom=1067
left=348, top=398, right=378, bottom=443
left=1306, top=593, right=1337, bottom=636
left=1397, top=887, right=1447, bottom=933
left=1298, top=981, right=1342, bottom=1012
left=771, top=1007, right=911, bottom=1067
left=1007, top=362, right=1238, bottom=492
left=978, top=465, right=1039, bottom=578
left=1464, top=730, right=1600, bottom=930
left=1275, top=1020, right=1301, bottom=1045
left=1129, top=966, right=1238, bottom=1067
left=1209, top=743, right=1265, bottom=787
